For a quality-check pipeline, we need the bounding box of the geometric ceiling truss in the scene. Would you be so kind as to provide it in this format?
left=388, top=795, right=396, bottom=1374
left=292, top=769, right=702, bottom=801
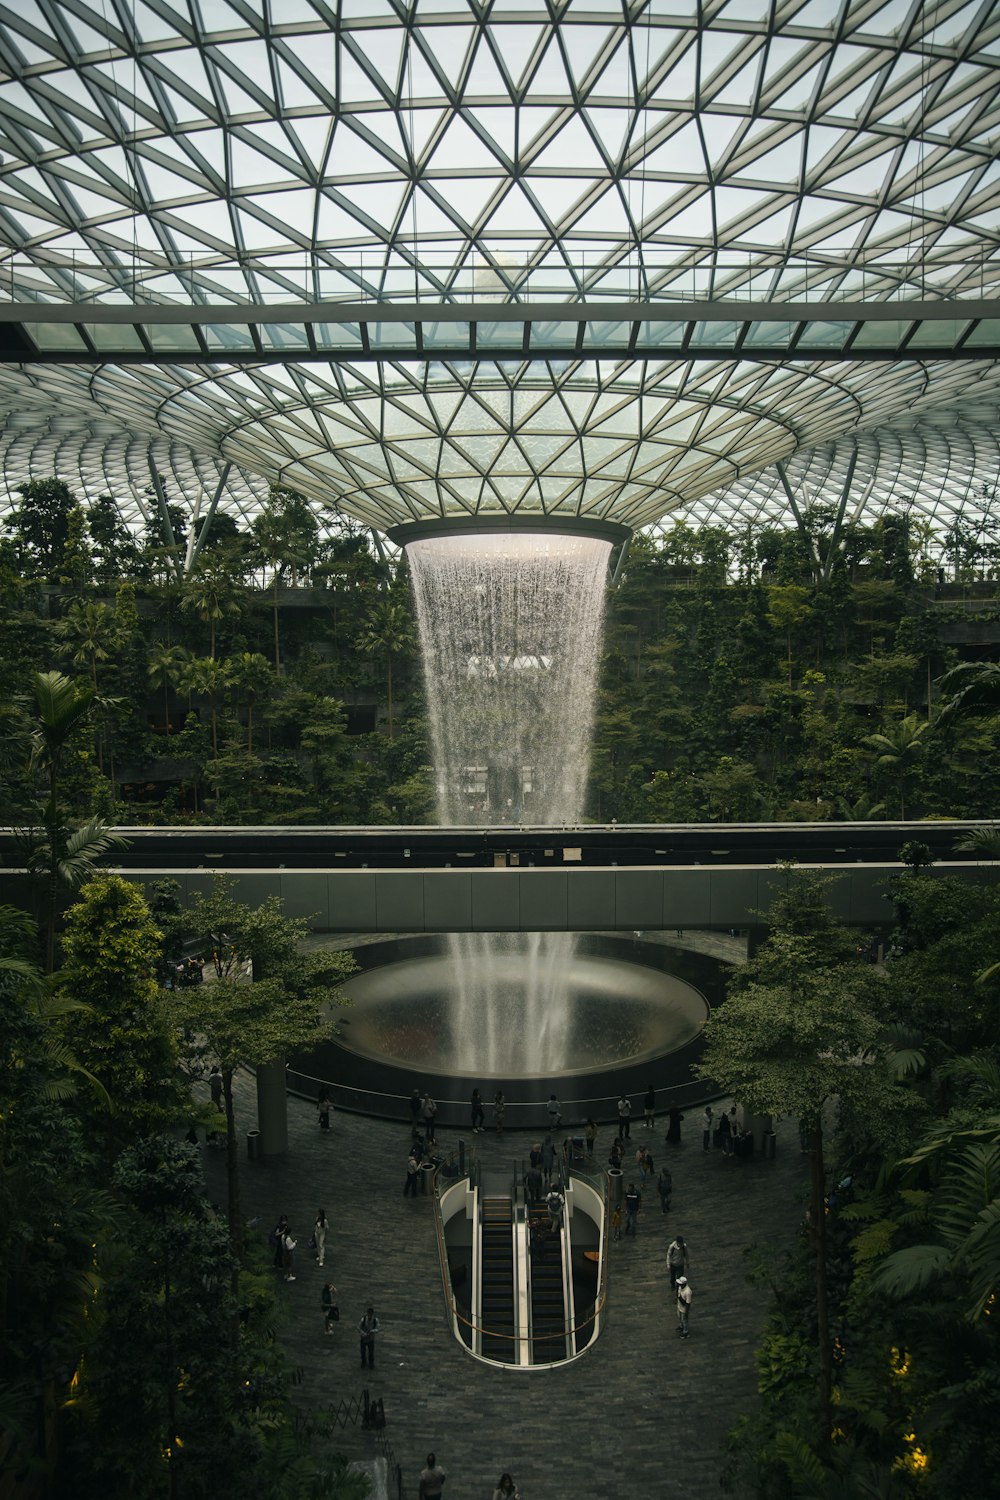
left=0, top=2, right=998, bottom=539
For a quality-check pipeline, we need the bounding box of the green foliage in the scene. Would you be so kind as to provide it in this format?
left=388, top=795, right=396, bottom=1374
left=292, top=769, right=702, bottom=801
left=59, top=875, right=185, bottom=1135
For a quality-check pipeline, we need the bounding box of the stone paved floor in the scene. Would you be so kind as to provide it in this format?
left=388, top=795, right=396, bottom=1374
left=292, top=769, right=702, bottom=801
left=204, top=1076, right=808, bottom=1500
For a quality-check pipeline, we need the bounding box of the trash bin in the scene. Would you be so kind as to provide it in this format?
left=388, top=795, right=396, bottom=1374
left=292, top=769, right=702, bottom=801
left=606, top=1166, right=624, bottom=1207
left=764, top=1131, right=777, bottom=1160
left=247, top=1128, right=261, bottom=1162
left=421, top=1159, right=437, bottom=1195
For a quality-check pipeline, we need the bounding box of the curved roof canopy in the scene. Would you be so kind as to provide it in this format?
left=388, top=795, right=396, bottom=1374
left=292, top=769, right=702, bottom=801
left=0, top=1, right=998, bottom=539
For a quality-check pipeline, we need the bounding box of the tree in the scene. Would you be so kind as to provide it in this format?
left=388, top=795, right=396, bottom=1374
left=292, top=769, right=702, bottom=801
left=59, top=875, right=185, bottom=1139
left=147, top=642, right=190, bottom=734
left=180, top=557, right=243, bottom=660
left=695, top=870, right=905, bottom=1444
left=54, top=601, right=117, bottom=693
left=355, top=596, right=416, bottom=739
left=863, top=714, right=930, bottom=819
left=251, top=485, right=320, bottom=673
left=183, top=655, right=231, bottom=762
left=171, top=878, right=355, bottom=1272
left=24, top=672, right=126, bottom=970
left=87, top=493, right=140, bottom=583
left=4, top=478, right=76, bottom=580
left=227, top=651, right=274, bottom=757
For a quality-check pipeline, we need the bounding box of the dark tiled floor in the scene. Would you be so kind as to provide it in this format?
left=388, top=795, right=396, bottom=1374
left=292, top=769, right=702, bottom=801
left=206, top=1077, right=808, bottom=1500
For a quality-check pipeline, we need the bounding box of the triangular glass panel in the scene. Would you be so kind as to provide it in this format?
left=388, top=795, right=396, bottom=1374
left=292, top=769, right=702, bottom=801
left=487, top=22, right=546, bottom=92
left=427, top=113, right=502, bottom=170
left=529, top=114, right=606, bottom=170
left=464, top=34, right=513, bottom=100
left=524, top=34, right=569, bottom=98
left=468, top=107, right=517, bottom=162
left=584, top=106, right=633, bottom=166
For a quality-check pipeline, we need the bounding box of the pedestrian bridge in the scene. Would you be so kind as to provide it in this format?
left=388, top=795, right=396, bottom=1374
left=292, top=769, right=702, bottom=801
left=99, top=859, right=996, bottom=933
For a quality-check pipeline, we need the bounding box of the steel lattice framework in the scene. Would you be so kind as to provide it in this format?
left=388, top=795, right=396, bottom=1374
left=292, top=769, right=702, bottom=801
left=0, top=1, right=998, bottom=539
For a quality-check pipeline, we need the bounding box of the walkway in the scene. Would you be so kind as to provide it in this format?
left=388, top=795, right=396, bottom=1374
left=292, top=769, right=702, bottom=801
left=207, top=1078, right=808, bottom=1500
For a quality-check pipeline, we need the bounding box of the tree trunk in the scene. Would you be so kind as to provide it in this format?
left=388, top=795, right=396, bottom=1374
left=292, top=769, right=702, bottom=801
left=273, top=577, right=281, bottom=676
left=387, top=656, right=394, bottom=740
left=810, top=1124, right=832, bottom=1444
left=222, top=1067, right=243, bottom=1296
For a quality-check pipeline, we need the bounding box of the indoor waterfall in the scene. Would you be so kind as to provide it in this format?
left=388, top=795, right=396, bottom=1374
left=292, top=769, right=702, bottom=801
left=407, top=531, right=611, bottom=1074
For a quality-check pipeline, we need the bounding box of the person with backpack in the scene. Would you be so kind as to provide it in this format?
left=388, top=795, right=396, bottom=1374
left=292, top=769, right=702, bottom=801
left=667, top=1234, right=689, bottom=1289
left=675, top=1275, right=693, bottom=1337
left=617, top=1093, right=632, bottom=1139
left=422, top=1094, right=438, bottom=1145
left=404, top=1147, right=421, bottom=1197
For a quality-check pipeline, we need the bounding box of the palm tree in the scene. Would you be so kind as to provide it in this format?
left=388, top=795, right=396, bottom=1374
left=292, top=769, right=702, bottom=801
left=27, top=672, right=127, bottom=970
left=937, top=660, right=1000, bottom=724
left=226, top=652, right=273, bottom=756
left=863, top=713, right=930, bottom=819
left=147, top=643, right=190, bottom=734
left=356, top=597, right=415, bottom=740
left=873, top=1058, right=1000, bottom=1322
left=251, top=488, right=318, bottom=674
left=54, top=601, right=116, bottom=692
left=185, top=656, right=231, bottom=760
left=180, top=559, right=242, bottom=659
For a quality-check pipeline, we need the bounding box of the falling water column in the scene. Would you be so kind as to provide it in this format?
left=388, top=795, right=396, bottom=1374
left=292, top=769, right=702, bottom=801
left=406, top=529, right=613, bottom=1075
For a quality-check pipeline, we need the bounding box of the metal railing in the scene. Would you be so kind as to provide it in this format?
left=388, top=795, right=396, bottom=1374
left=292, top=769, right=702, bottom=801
left=286, top=1067, right=724, bottom=1130
left=430, top=1165, right=609, bottom=1366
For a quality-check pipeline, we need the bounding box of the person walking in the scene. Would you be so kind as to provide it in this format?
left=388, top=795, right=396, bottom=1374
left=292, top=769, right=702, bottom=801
left=546, top=1183, right=564, bottom=1232
left=666, top=1105, right=684, bottom=1145
left=321, top=1281, right=339, bottom=1333
left=546, top=1093, right=562, bottom=1130
left=643, top=1082, right=656, bottom=1130
left=418, top=1453, right=447, bottom=1499
left=422, top=1094, right=438, bottom=1145
left=317, top=1086, right=332, bottom=1131
left=313, top=1208, right=328, bottom=1267
left=281, top=1225, right=297, bottom=1282
left=493, top=1475, right=520, bottom=1500
left=675, top=1274, right=693, bottom=1338
left=358, top=1305, right=380, bottom=1369
left=410, top=1088, right=424, bottom=1138
left=541, top=1134, right=556, bottom=1177
left=617, top=1093, right=632, bottom=1139
left=404, top=1147, right=421, bottom=1196
left=493, top=1088, right=505, bottom=1137
left=667, top=1234, right=689, bottom=1289
left=718, top=1105, right=732, bottom=1157
left=624, top=1181, right=641, bottom=1236
left=525, top=1163, right=544, bottom=1204
left=585, top=1118, right=596, bottom=1157
left=208, top=1065, right=224, bottom=1113
left=701, top=1105, right=714, bottom=1151
left=656, top=1165, right=673, bottom=1214
left=470, top=1088, right=485, bottom=1134
left=270, top=1214, right=288, bottom=1271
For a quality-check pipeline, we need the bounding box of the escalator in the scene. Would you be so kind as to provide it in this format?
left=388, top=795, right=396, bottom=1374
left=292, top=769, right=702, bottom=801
left=526, top=1192, right=568, bottom=1363
left=480, top=1194, right=516, bottom=1364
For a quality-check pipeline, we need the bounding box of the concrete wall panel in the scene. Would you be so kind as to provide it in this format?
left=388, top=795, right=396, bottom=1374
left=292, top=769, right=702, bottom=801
left=662, top=870, right=714, bottom=926
left=518, top=871, right=569, bottom=929
left=613, top=870, right=665, bottom=927
left=709, top=869, right=760, bottom=928
left=566, top=870, right=616, bottom=929
left=423, top=872, right=473, bottom=930
left=470, top=871, right=520, bottom=929
left=375, top=872, right=427, bottom=930
left=329, top=872, right=378, bottom=931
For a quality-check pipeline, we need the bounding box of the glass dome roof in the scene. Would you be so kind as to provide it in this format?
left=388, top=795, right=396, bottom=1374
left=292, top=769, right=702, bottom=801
left=0, top=1, right=997, bottom=539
